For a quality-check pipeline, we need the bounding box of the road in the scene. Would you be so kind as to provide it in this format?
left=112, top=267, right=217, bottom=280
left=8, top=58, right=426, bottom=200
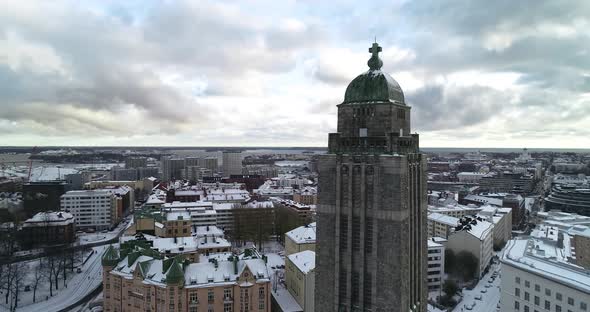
left=13, top=245, right=107, bottom=312
left=452, top=261, right=502, bottom=312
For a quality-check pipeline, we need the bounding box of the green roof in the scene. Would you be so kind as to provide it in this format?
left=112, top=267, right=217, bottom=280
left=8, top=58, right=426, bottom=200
left=102, top=245, right=120, bottom=267
left=165, top=259, right=185, bottom=284
left=342, top=42, right=405, bottom=105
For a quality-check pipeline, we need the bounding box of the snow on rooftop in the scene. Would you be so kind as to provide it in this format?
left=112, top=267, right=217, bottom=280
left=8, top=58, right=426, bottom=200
left=285, top=223, right=316, bottom=244
left=428, top=212, right=459, bottom=226
left=502, top=238, right=590, bottom=293
left=23, top=211, right=74, bottom=227
left=287, top=250, right=315, bottom=274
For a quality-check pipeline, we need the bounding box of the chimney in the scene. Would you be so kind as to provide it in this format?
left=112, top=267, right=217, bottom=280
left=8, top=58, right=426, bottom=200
left=233, top=256, right=238, bottom=275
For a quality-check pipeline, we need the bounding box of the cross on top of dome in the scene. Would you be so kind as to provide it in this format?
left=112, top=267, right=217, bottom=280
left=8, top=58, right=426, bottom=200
left=368, top=42, right=383, bottom=70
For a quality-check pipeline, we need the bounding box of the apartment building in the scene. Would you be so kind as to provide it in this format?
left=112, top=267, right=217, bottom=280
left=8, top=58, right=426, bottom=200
left=285, top=250, right=315, bottom=312
left=61, top=190, right=114, bottom=230
left=102, top=246, right=271, bottom=312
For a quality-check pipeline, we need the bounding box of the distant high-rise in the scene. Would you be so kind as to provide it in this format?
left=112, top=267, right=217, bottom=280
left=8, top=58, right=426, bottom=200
left=161, top=157, right=185, bottom=181
left=315, top=43, right=427, bottom=312
left=198, top=157, right=219, bottom=173
left=222, top=151, right=243, bottom=177
left=125, top=156, right=147, bottom=169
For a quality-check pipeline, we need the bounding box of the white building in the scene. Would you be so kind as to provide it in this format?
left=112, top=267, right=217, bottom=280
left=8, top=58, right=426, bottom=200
left=222, top=151, right=243, bottom=176
left=427, top=213, right=459, bottom=239
left=477, top=205, right=513, bottom=247
left=60, top=190, right=114, bottom=230
left=446, top=216, right=493, bottom=278
left=428, top=203, right=482, bottom=219
left=285, top=250, right=315, bottom=312
left=427, top=237, right=446, bottom=292
left=161, top=200, right=274, bottom=233
left=500, top=226, right=590, bottom=312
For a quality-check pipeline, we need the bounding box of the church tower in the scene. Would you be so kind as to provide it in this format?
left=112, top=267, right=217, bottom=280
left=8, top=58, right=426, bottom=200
left=315, top=43, right=427, bottom=312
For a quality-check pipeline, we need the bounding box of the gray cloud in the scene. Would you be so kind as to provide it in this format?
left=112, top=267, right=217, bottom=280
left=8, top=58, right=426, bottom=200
left=408, top=84, right=510, bottom=131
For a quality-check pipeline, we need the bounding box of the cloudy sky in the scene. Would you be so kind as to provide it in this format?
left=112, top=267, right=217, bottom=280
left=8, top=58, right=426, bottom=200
left=1, top=0, right=589, bottom=148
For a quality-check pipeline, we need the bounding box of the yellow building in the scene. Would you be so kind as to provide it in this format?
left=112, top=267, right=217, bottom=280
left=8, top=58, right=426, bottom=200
left=285, top=223, right=316, bottom=256
left=285, top=250, right=315, bottom=312
left=102, top=245, right=271, bottom=312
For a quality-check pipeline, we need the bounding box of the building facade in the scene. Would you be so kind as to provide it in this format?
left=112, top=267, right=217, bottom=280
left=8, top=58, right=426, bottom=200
left=223, top=152, right=243, bottom=177
left=20, top=211, right=75, bottom=247
left=102, top=246, right=271, bottom=312
left=61, top=190, right=114, bottom=230
left=285, top=223, right=316, bottom=256
left=315, top=43, right=427, bottom=312
left=286, top=250, right=316, bottom=312
left=500, top=234, right=590, bottom=312
left=427, top=238, right=446, bottom=292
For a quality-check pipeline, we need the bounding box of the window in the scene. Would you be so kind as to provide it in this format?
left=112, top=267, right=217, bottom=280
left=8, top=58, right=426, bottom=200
left=515, top=288, right=520, bottom=297
left=359, top=128, right=368, bottom=137
left=224, top=288, right=232, bottom=300
left=556, top=305, right=562, bottom=312
left=224, top=303, right=232, bottom=312
left=545, top=289, right=551, bottom=296
left=208, top=289, right=214, bottom=303
left=189, top=291, right=198, bottom=303
left=534, top=296, right=539, bottom=306
left=525, top=280, right=530, bottom=288
left=534, top=284, right=540, bottom=292
left=525, top=292, right=530, bottom=301
left=556, top=293, right=563, bottom=301
left=568, top=298, right=574, bottom=305
left=515, top=301, right=520, bottom=310
left=516, top=277, right=521, bottom=284
left=524, top=306, right=529, bottom=312
left=189, top=307, right=198, bottom=312
left=582, top=302, right=588, bottom=311
left=545, top=301, right=550, bottom=310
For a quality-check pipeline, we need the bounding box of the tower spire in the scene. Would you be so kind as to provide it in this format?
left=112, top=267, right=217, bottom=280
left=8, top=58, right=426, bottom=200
left=368, top=42, right=383, bottom=70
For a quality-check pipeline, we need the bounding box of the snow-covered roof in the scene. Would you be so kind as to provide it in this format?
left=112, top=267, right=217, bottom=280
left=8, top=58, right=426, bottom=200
left=428, top=237, right=446, bottom=248
left=428, top=213, right=459, bottom=226
left=166, top=211, right=190, bottom=221
left=453, top=217, right=493, bottom=241
left=502, top=238, right=590, bottom=294
left=23, top=211, right=74, bottom=227
left=463, top=195, right=503, bottom=206
left=111, top=252, right=270, bottom=287
left=194, top=226, right=224, bottom=238
left=286, top=223, right=316, bottom=244
left=287, top=250, right=315, bottom=274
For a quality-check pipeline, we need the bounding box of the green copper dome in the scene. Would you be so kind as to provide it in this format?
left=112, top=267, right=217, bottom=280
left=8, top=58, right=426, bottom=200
left=343, top=42, right=405, bottom=104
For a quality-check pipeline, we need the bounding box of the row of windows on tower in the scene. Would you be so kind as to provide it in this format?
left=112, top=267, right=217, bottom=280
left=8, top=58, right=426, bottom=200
left=339, top=217, right=374, bottom=253
left=352, top=107, right=375, bottom=117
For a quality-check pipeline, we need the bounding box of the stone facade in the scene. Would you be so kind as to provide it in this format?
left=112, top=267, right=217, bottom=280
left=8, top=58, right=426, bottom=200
left=315, top=43, right=427, bottom=312
left=102, top=246, right=271, bottom=312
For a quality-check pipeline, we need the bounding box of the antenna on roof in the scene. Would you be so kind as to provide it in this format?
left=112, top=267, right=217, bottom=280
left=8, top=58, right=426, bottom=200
left=374, top=35, right=377, bottom=43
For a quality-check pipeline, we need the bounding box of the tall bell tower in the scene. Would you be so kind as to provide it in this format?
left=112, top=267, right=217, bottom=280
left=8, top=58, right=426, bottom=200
left=315, top=43, right=427, bottom=312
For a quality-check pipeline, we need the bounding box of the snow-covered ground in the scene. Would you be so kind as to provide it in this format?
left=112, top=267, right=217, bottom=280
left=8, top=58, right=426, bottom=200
left=452, top=261, right=502, bottom=312
left=0, top=245, right=108, bottom=312
left=76, top=219, right=129, bottom=246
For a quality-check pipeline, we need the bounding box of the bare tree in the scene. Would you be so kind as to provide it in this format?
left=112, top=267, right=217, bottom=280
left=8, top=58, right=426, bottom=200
left=0, top=263, right=11, bottom=305
left=9, top=262, right=26, bottom=310
left=31, top=259, right=44, bottom=303
left=50, top=255, right=63, bottom=291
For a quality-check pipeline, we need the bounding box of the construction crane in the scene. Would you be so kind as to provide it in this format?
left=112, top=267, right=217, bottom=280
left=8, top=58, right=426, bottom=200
left=27, top=146, right=37, bottom=182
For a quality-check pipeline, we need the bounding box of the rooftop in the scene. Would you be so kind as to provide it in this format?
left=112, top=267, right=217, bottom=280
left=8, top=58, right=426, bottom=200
left=285, top=223, right=316, bottom=244
left=287, top=250, right=315, bottom=274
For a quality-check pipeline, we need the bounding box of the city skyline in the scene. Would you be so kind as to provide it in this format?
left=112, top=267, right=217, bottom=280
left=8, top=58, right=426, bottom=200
left=1, top=1, right=590, bottom=148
